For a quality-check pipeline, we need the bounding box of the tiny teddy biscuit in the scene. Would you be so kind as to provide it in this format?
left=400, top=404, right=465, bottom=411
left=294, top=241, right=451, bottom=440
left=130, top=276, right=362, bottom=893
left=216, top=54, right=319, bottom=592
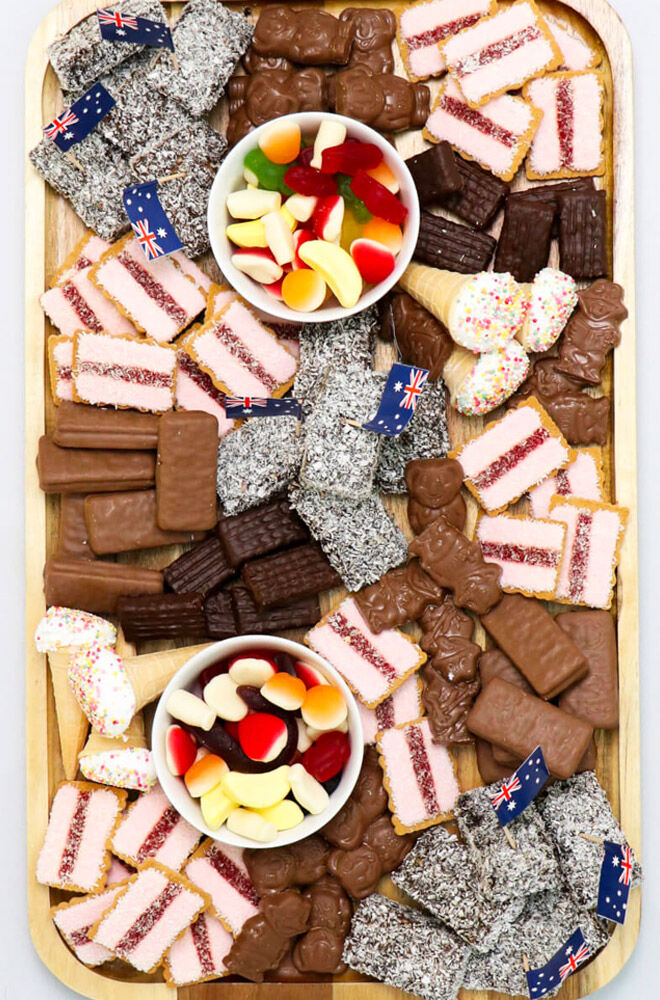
left=529, top=447, right=604, bottom=519
left=52, top=882, right=126, bottom=967
left=163, top=912, right=233, bottom=987
left=397, top=0, right=496, bottom=81
left=184, top=840, right=260, bottom=935
left=475, top=511, right=567, bottom=600
left=72, top=331, right=177, bottom=414
left=36, top=780, right=127, bottom=893
left=548, top=495, right=628, bottom=609
left=111, top=784, right=201, bottom=872
left=524, top=71, right=605, bottom=180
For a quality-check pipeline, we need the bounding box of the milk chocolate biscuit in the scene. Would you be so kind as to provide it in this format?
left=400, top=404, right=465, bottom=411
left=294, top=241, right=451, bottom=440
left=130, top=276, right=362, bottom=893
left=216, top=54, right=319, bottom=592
left=385, top=293, right=453, bottom=381
left=408, top=494, right=467, bottom=535
left=445, top=158, right=510, bottom=229
left=242, top=544, right=341, bottom=609
left=559, top=189, right=608, bottom=279
left=341, top=7, right=396, bottom=73
left=253, top=6, right=355, bottom=65
left=244, top=68, right=328, bottom=128
left=327, top=844, right=382, bottom=899
left=117, top=593, right=208, bottom=643
left=203, top=590, right=237, bottom=640
left=494, top=197, right=555, bottom=282
left=44, top=556, right=163, bottom=614
left=164, top=537, right=234, bottom=597
left=481, top=594, right=588, bottom=698
left=423, top=636, right=481, bottom=683
left=556, top=610, right=619, bottom=728
left=478, top=648, right=533, bottom=693
left=467, top=678, right=593, bottom=779
left=555, top=280, right=627, bottom=385
left=85, top=491, right=203, bottom=555
left=475, top=738, right=518, bottom=784
left=415, top=212, right=497, bottom=273
left=405, top=144, right=463, bottom=207
left=422, top=664, right=480, bottom=745
left=292, top=928, right=347, bottom=976
left=217, top=500, right=308, bottom=568
left=53, top=402, right=159, bottom=450
left=58, top=495, right=94, bottom=560
left=406, top=457, right=464, bottom=509
left=515, top=359, right=610, bottom=445
left=355, top=561, right=445, bottom=633
left=410, top=517, right=502, bottom=616
left=157, top=412, right=218, bottom=532
left=329, top=68, right=430, bottom=132
left=37, top=436, right=155, bottom=494
left=507, top=177, right=596, bottom=236
left=224, top=914, right=289, bottom=982
left=420, top=594, right=474, bottom=642
left=244, top=836, right=330, bottom=896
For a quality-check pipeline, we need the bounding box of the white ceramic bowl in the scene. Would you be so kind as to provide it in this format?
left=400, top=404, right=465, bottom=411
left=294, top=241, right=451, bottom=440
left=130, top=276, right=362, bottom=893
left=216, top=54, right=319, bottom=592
left=152, top=635, right=364, bottom=849
left=207, top=111, right=420, bottom=324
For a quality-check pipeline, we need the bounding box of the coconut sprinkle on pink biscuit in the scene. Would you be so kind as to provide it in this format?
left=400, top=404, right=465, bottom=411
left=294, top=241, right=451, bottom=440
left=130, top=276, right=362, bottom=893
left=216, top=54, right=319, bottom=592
left=398, top=0, right=495, bottom=80
left=529, top=448, right=603, bottom=518
left=184, top=840, right=259, bottom=935
left=358, top=674, right=424, bottom=744
left=111, top=785, right=201, bottom=872
left=549, top=496, right=628, bottom=609
left=544, top=14, right=599, bottom=71
left=48, top=334, right=74, bottom=404
left=175, top=339, right=237, bottom=437
left=164, top=912, right=233, bottom=987
left=73, top=331, right=176, bottom=413
left=41, top=266, right=138, bottom=339
left=476, top=512, right=566, bottom=599
left=524, top=71, right=605, bottom=179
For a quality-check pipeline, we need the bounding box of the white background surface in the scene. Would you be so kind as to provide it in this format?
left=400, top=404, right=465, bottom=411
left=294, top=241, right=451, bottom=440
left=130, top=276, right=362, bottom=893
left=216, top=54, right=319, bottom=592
left=1, top=1, right=658, bottom=997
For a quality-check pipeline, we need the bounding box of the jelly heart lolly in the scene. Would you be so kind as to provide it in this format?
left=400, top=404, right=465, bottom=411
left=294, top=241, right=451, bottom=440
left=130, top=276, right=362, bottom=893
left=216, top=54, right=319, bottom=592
left=336, top=175, right=372, bottom=224
left=284, top=165, right=337, bottom=197
left=244, top=148, right=293, bottom=195
left=351, top=170, right=407, bottom=225
left=320, top=140, right=383, bottom=175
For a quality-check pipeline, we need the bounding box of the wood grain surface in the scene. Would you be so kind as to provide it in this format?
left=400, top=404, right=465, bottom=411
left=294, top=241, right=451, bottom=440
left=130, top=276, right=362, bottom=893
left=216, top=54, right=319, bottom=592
left=24, top=2, right=640, bottom=998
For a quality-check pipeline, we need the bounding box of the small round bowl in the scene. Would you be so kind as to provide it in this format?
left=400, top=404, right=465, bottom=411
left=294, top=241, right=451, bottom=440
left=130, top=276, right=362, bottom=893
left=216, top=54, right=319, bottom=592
left=207, top=111, right=420, bottom=324
left=152, top=635, right=364, bottom=849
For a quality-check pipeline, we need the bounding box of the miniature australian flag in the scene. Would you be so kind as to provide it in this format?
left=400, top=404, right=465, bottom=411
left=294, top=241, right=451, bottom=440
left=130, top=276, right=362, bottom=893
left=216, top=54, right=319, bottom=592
left=97, top=8, right=174, bottom=50
left=362, top=363, right=428, bottom=437
left=525, top=928, right=590, bottom=998
left=123, top=181, right=183, bottom=262
left=43, top=83, right=115, bottom=151
left=225, top=396, right=302, bottom=420
left=596, top=841, right=634, bottom=925
left=489, top=746, right=550, bottom=827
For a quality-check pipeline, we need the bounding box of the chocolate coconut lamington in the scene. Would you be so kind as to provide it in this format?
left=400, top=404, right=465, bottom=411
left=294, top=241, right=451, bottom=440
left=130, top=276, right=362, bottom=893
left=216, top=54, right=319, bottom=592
left=217, top=416, right=302, bottom=516
left=290, top=486, right=408, bottom=592
left=455, top=785, right=562, bottom=905
left=392, top=825, right=525, bottom=953
left=294, top=309, right=376, bottom=415
left=538, top=771, right=642, bottom=910
left=377, top=379, right=450, bottom=494
left=343, top=894, right=471, bottom=1000
left=147, top=0, right=254, bottom=116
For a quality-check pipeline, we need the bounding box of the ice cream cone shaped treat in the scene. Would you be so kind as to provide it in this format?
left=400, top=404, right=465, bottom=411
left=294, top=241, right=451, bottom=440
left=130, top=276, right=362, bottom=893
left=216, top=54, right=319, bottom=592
left=517, top=268, right=578, bottom=353
left=52, top=882, right=125, bottom=967
left=35, top=607, right=117, bottom=780
left=400, top=265, right=528, bottom=352
left=36, top=781, right=126, bottom=893
left=163, top=911, right=233, bottom=987
left=68, top=642, right=212, bottom=738
left=444, top=340, right=530, bottom=416
left=78, top=713, right=156, bottom=792
left=111, top=784, right=201, bottom=871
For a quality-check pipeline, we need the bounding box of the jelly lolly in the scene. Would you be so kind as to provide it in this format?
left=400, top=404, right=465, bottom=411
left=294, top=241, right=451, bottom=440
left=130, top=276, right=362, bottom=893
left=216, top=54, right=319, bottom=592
left=284, top=165, right=337, bottom=197
left=351, top=170, right=408, bottom=225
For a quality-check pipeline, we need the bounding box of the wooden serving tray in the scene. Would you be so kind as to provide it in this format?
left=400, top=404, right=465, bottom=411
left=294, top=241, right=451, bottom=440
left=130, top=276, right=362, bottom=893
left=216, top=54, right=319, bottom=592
left=24, top=2, right=640, bottom=998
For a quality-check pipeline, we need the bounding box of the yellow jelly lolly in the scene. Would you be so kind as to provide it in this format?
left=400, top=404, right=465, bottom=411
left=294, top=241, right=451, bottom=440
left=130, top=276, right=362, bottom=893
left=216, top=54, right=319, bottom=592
left=226, top=220, right=267, bottom=248
left=282, top=269, right=327, bottom=312
left=362, top=217, right=403, bottom=255
left=340, top=209, right=364, bottom=253
left=365, top=162, right=400, bottom=194
left=226, top=808, right=278, bottom=843
left=200, top=784, right=235, bottom=829
left=222, top=764, right=291, bottom=809
left=257, top=800, right=304, bottom=831
left=279, top=206, right=297, bottom=232
left=298, top=240, right=363, bottom=308
left=258, top=121, right=301, bottom=165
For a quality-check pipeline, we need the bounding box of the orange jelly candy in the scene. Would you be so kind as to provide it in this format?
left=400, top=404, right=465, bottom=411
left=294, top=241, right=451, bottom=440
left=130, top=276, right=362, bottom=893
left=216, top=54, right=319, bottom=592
left=261, top=671, right=307, bottom=711
left=184, top=754, right=229, bottom=798
left=365, top=162, right=400, bottom=194
left=362, top=217, right=403, bottom=254
left=281, top=268, right=327, bottom=312
left=258, top=121, right=301, bottom=165
left=301, top=685, right=347, bottom=731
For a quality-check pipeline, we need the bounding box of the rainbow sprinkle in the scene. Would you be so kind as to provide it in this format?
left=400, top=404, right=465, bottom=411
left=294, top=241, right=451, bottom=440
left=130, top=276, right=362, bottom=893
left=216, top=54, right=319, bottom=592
left=80, top=747, right=156, bottom=792
left=35, top=606, right=116, bottom=654
left=455, top=339, right=530, bottom=415
left=452, top=272, right=528, bottom=352
left=68, top=645, right=136, bottom=738
left=522, top=268, right=578, bottom=352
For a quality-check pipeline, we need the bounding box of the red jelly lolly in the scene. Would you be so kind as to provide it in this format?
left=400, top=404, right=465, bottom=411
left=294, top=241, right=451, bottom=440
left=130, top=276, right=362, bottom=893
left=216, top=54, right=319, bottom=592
left=351, top=170, right=407, bottom=225
left=320, top=140, right=383, bottom=176
left=284, top=165, right=337, bottom=197
left=302, top=731, right=351, bottom=783
left=298, top=146, right=314, bottom=168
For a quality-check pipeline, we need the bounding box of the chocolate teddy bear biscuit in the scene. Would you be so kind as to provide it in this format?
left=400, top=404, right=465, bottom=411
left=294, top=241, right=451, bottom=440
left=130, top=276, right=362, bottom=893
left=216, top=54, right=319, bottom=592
left=341, top=7, right=396, bottom=74
left=408, top=494, right=467, bottom=535
left=243, top=50, right=293, bottom=74
left=423, top=635, right=481, bottom=683
left=405, top=457, right=467, bottom=535
left=329, top=68, right=430, bottom=132
left=422, top=664, right=481, bottom=745
left=363, top=814, right=416, bottom=872
left=293, top=927, right=347, bottom=976
left=225, top=889, right=312, bottom=981
left=244, top=835, right=330, bottom=895
left=252, top=6, right=355, bottom=65
left=303, top=875, right=352, bottom=933
left=266, top=948, right=324, bottom=983
left=321, top=746, right=388, bottom=849
left=245, top=69, right=329, bottom=127
left=381, top=293, right=453, bottom=381
left=515, top=359, right=610, bottom=446
left=355, top=560, right=445, bottom=633
left=410, top=517, right=502, bottom=616
left=327, top=843, right=383, bottom=899
left=420, top=594, right=474, bottom=642
left=555, top=280, right=627, bottom=385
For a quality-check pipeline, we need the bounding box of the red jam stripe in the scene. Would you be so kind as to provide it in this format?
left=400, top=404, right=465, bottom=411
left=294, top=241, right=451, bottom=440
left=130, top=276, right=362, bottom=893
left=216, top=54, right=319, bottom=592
left=62, top=282, right=103, bottom=332
left=69, top=926, right=93, bottom=948
left=178, top=351, right=228, bottom=407
left=406, top=13, right=484, bottom=51
left=480, top=541, right=559, bottom=567
left=207, top=845, right=259, bottom=907
left=454, top=25, right=544, bottom=77
left=114, top=882, right=183, bottom=956
left=58, top=365, right=73, bottom=381
left=76, top=256, right=92, bottom=271
left=404, top=725, right=439, bottom=816
left=78, top=360, right=172, bottom=389
left=191, top=913, right=214, bottom=977
left=326, top=611, right=397, bottom=685
left=438, top=95, right=517, bottom=148
left=375, top=696, right=395, bottom=731
left=472, top=427, right=551, bottom=491
left=555, top=468, right=571, bottom=495
left=567, top=510, right=593, bottom=603
left=556, top=78, right=575, bottom=169
left=58, top=790, right=91, bottom=882
left=117, top=251, right=188, bottom=329
left=210, top=322, right=279, bottom=394
left=135, top=806, right=181, bottom=864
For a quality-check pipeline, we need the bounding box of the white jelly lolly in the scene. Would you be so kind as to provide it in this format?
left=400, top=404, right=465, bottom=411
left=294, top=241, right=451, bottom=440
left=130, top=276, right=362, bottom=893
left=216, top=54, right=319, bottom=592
left=227, top=188, right=282, bottom=220
left=228, top=656, right=277, bottom=687
left=226, top=808, right=278, bottom=843
left=289, top=763, right=330, bottom=815
left=203, top=674, right=248, bottom=722
left=166, top=689, right=216, bottom=731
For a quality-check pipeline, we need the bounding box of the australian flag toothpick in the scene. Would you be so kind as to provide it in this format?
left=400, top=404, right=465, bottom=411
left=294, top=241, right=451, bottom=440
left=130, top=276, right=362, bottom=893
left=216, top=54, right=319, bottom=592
left=123, top=181, right=183, bottom=261
left=525, top=928, right=590, bottom=998
left=43, top=83, right=115, bottom=151
left=225, top=396, right=302, bottom=420
left=97, top=7, right=174, bottom=50
left=597, top=841, right=634, bottom=924
left=362, top=363, right=428, bottom=437
left=489, top=746, right=550, bottom=827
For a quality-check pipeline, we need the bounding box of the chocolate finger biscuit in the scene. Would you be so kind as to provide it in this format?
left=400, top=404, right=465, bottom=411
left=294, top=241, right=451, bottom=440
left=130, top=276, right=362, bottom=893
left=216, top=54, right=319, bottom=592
left=117, top=593, right=208, bottom=643
left=37, top=436, right=155, bottom=494
left=242, top=544, right=341, bottom=609
left=53, top=402, right=159, bottom=450
left=157, top=412, right=218, bottom=532
left=414, top=212, right=496, bottom=274
left=44, top=557, right=163, bottom=614
left=84, top=491, right=203, bottom=555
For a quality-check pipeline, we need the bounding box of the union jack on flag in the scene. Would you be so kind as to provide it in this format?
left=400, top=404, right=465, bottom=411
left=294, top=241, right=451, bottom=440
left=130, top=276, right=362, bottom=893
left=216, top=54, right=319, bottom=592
left=97, top=8, right=138, bottom=30
left=559, top=941, right=590, bottom=981
left=132, top=219, right=163, bottom=261
left=97, top=7, right=174, bottom=49
left=488, top=746, right=549, bottom=827
left=490, top=775, right=522, bottom=811
left=525, top=928, right=590, bottom=998
left=361, top=362, right=429, bottom=437
left=43, top=83, right=115, bottom=151
left=123, top=180, right=182, bottom=261
left=225, top=397, right=302, bottom=419
left=400, top=367, right=428, bottom=410
left=597, top=841, right=635, bottom=924
left=44, top=109, right=79, bottom=140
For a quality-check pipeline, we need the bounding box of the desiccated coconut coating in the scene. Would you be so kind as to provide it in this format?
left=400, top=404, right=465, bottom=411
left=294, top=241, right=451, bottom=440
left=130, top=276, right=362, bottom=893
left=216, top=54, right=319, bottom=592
left=537, top=771, right=642, bottom=910
left=377, top=378, right=450, bottom=494
left=217, top=416, right=302, bottom=515
left=290, top=486, right=408, bottom=592
left=294, top=308, right=377, bottom=415
left=343, top=894, right=471, bottom=1000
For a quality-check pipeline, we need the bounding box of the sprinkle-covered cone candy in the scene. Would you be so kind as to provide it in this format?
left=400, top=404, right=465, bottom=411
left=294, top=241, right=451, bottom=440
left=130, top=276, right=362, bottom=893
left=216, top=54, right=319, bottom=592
left=79, top=713, right=147, bottom=757
left=47, top=648, right=90, bottom=781
left=444, top=340, right=530, bottom=417
left=78, top=713, right=156, bottom=791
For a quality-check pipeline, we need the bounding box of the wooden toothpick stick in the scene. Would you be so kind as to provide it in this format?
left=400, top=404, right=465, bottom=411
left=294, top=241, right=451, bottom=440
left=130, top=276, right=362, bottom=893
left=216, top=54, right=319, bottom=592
left=158, top=171, right=187, bottom=184
left=343, top=418, right=363, bottom=429
left=503, top=826, right=517, bottom=850
left=579, top=832, right=604, bottom=845
left=522, top=953, right=531, bottom=973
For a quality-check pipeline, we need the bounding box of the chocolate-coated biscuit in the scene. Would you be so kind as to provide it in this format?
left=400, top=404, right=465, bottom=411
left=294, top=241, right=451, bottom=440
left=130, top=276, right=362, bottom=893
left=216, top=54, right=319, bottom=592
left=303, top=876, right=352, bottom=933
left=204, top=590, right=237, bottom=640
left=164, top=537, right=234, bottom=598
left=245, top=68, right=328, bottom=127
left=405, top=143, right=463, bottom=207
left=58, top=495, right=94, bottom=561
left=415, top=211, right=496, bottom=273
left=224, top=914, right=289, bottom=982
left=44, top=557, right=163, bottom=615
left=444, top=157, right=510, bottom=229
left=353, top=746, right=389, bottom=822
left=53, top=401, right=159, bottom=450
left=117, top=592, right=208, bottom=643
left=321, top=795, right=369, bottom=852
left=406, top=457, right=464, bottom=509
left=265, top=948, right=324, bottom=982
left=556, top=610, right=618, bottom=729
left=494, top=197, right=555, bottom=282
left=506, top=177, right=595, bottom=236
left=156, top=412, right=218, bottom=532
left=514, top=359, right=610, bottom=446
left=230, top=585, right=320, bottom=635
left=424, top=635, right=481, bottom=683
left=558, top=189, right=608, bottom=279
left=37, top=435, right=155, bottom=494
left=242, top=543, right=341, bottom=609
left=217, top=499, right=308, bottom=568
left=555, top=280, right=627, bottom=385
left=327, top=844, right=382, bottom=900
left=384, top=293, right=453, bottom=381
left=260, top=890, right=311, bottom=938
left=329, top=68, right=430, bottom=132
left=243, top=50, right=293, bottom=74
left=478, top=648, right=533, bottom=693
left=252, top=6, right=355, bottom=64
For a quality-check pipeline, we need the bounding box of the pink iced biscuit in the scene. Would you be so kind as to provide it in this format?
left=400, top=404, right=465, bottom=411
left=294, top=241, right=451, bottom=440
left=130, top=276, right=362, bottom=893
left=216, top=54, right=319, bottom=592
left=184, top=840, right=259, bottom=935
left=187, top=300, right=297, bottom=399
left=91, top=861, right=208, bottom=973
left=41, top=266, right=138, bottom=338
left=440, top=0, right=560, bottom=108
left=305, top=597, right=426, bottom=709
left=549, top=496, right=628, bottom=609
left=107, top=856, right=134, bottom=885
left=52, top=883, right=124, bottom=967
left=175, top=342, right=237, bottom=438
left=50, top=233, right=112, bottom=287
left=111, top=785, right=201, bottom=871
left=90, top=236, right=208, bottom=344
left=358, top=674, right=424, bottom=744
left=73, top=331, right=176, bottom=413
left=524, top=71, right=604, bottom=179
left=476, top=512, right=566, bottom=599
left=376, top=717, right=459, bottom=833
left=36, top=781, right=126, bottom=893
left=544, top=14, right=599, bottom=71
left=424, top=77, right=540, bottom=182
left=163, top=912, right=233, bottom=987
left=207, top=286, right=301, bottom=359
left=398, top=0, right=494, bottom=81
left=48, top=335, right=74, bottom=404
left=529, top=447, right=603, bottom=519
left=453, top=399, right=571, bottom=514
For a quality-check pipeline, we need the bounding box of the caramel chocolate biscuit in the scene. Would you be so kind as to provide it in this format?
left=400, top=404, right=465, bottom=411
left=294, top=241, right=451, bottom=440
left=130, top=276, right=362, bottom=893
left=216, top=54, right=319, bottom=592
left=217, top=500, right=308, bottom=568
left=414, top=211, right=496, bottom=274
left=494, top=197, right=555, bottom=282
left=555, top=280, right=626, bottom=385
left=384, top=293, right=453, bottom=381
left=203, top=590, right=237, bottom=640
left=44, top=557, right=163, bottom=614
left=84, top=491, right=203, bottom=555
left=481, top=594, right=587, bottom=699
left=329, top=68, right=430, bottom=132
left=556, top=610, right=618, bottom=728
left=341, top=7, right=396, bottom=74
left=558, top=189, right=608, bottom=279
left=252, top=6, right=355, bottom=65
left=230, top=585, right=320, bottom=635
left=164, top=537, right=233, bottom=597
left=405, top=144, right=463, bottom=207
left=444, top=158, right=509, bottom=230
left=58, top=494, right=94, bottom=560
left=355, top=561, right=445, bottom=633
left=467, top=677, right=593, bottom=779
left=242, top=544, right=341, bottom=609
left=156, top=412, right=218, bottom=532
left=422, top=663, right=480, bottom=746
left=409, top=517, right=502, bottom=616
left=117, top=593, right=208, bottom=643
left=37, top=436, right=155, bottom=494
left=53, top=401, right=159, bottom=450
